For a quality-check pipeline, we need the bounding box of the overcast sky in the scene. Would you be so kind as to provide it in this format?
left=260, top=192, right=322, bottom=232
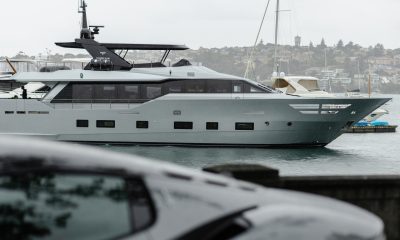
left=1, top=0, right=399, bottom=56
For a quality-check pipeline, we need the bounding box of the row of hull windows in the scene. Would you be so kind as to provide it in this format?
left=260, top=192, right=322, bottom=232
left=77, top=120, right=116, bottom=128
left=78, top=120, right=147, bottom=129
left=76, top=120, right=254, bottom=131
left=53, top=80, right=272, bottom=103
left=174, top=122, right=254, bottom=131
left=5, top=111, right=50, bottom=115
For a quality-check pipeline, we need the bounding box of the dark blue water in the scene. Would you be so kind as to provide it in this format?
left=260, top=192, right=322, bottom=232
left=104, top=94, right=400, bottom=176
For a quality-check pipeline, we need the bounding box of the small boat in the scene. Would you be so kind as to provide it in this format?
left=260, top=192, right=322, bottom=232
left=271, top=76, right=335, bottom=98
left=269, top=76, right=396, bottom=132
left=350, top=109, right=397, bottom=133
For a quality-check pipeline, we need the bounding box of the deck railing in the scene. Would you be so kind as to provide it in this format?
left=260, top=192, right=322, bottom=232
left=48, top=99, right=149, bottom=110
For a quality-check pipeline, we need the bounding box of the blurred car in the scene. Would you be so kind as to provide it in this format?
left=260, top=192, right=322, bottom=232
left=0, top=137, right=384, bottom=240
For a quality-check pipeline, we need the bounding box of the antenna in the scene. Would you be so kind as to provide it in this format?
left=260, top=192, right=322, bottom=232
left=90, top=25, right=105, bottom=37
left=79, top=0, right=91, bottom=39
left=78, top=0, right=104, bottom=39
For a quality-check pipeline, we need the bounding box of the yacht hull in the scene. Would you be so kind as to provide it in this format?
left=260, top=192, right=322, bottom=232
left=0, top=95, right=390, bottom=147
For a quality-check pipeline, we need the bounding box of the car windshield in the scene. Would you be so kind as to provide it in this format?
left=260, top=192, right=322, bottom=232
left=0, top=173, right=132, bottom=240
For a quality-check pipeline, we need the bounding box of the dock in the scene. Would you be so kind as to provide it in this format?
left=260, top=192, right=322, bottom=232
left=346, top=125, right=398, bottom=133
left=204, top=164, right=400, bottom=240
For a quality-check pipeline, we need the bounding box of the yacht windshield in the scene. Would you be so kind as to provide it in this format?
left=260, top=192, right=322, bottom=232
left=298, top=80, right=320, bottom=92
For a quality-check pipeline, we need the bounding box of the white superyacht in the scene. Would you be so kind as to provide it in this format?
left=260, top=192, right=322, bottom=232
left=2, top=1, right=390, bottom=147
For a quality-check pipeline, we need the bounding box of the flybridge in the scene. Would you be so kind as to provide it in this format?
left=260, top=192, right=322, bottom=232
left=56, top=0, right=189, bottom=71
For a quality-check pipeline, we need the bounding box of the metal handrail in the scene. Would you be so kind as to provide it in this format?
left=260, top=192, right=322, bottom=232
left=50, top=99, right=148, bottom=109
left=52, top=98, right=148, bottom=103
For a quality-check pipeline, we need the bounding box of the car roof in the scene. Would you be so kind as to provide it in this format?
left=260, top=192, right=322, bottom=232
left=0, top=136, right=258, bottom=191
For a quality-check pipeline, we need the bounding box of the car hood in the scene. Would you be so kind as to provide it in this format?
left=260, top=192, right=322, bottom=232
left=235, top=204, right=384, bottom=240
left=243, top=187, right=384, bottom=239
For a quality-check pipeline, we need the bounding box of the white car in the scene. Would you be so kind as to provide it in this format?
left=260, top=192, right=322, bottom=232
left=0, top=137, right=384, bottom=240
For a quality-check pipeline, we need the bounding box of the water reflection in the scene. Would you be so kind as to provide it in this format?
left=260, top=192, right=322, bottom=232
left=104, top=137, right=400, bottom=176
left=106, top=146, right=350, bottom=168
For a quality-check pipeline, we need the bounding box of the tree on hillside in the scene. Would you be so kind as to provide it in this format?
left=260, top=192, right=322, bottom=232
left=373, top=43, right=385, bottom=56
left=13, top=51, right=33, bottom=60
left=337, top=40, right=344, bottom=49
left=64, top=53, right=76, bottom=59
left=49, top=54, right=64, bottom=62
left=309, top=41, right=314, bottom=50
left=345, top=41, right=354, bottom=49
left=318, top=38, right=327, bottom=49
left=256, top=39, right=265, bottom=51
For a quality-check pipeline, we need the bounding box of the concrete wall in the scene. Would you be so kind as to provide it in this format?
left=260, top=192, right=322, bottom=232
left=204, top=164, right=400, bottom=240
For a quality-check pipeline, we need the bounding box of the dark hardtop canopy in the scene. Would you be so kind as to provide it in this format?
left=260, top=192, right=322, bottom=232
left=56, top=0, right=190, bottom=71
left=55, top=39, right=190, bottom=71
left=56, top=42, right=189, bottom=51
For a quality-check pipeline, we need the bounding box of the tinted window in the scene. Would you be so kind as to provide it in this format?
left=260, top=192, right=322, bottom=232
left=0, top=174, right=132, bottom=240
left=165, top=81, right=183, bottom=93
left=73, top=84, right=93, bottom=100
left=244, top=83, right=264, bottom=93
left=144, top=85, right=162, bottom=99
left=54, top=84, right=72, bottom=101
left=174, top=122, right=193, bottom=130
left=207, top=80, right=231, bottom=93
left=94, top=84, right=117, bottom=101
left=77, top=120, right=89, bottom=128
left=206, top=122, right=219, bottom=130
left=118, top=84, right=140, bottom=101
left=185, top=80, right=206, bottom=93
left=54, top=83, right=142, bottom=103
left=235, top=123, right=254, bottom=130
left=136, top=121, right=149, bottom=129
left=232, top=81, right=244, bottom=93
left=52, top=80, right=269, bottom=104
left=97, top=120, right=115, bottom=128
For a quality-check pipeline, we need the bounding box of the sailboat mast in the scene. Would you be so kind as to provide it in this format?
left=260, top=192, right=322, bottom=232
left=273, top=0, right=280, bottom=73
left=357, top=58, right=361, bottom=90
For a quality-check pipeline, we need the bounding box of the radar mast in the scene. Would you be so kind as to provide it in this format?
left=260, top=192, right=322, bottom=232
left=79, top=0, right=103, bottom=39
left=56, top=0, right=188, bottom=71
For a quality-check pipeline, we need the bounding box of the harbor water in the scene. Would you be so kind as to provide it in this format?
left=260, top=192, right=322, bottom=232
left=104, top=94, right=400, bottom=176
